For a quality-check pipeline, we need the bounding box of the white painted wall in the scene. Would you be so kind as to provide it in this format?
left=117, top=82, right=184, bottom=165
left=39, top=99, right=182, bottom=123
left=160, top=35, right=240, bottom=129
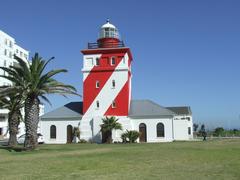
left=40, top=119, right=81, bottom=144
left=173, top=115, right=193, bottom=140
left=131, top=118, right=174, bottom=142
left=41, top=115, right=193, bottom=144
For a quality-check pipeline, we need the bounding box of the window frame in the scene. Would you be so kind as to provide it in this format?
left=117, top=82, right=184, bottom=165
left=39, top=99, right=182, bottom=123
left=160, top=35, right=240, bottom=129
left=96, top=57, right=100, bottom=66
left=96, top=81, right=100, bottom=88
left=112, top=100, right=116, bottom=108
left=96, top=100, right=100, bottom=109
left=112, top=80, right=115, bottom=88
left=50, top=125, right=56, bottom=139
left=111, top=56, right=116, bottom=66
left=156, top=123, right=165, bottom=138
left=188, top=127, right=191, bottom=135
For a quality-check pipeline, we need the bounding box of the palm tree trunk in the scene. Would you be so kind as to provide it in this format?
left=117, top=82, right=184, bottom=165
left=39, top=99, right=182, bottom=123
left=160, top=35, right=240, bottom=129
left=24, top=96, right=39, bottom=150
left=8, top=111, right=20, bottom=147
left=107, top=131, right=112, bottom=144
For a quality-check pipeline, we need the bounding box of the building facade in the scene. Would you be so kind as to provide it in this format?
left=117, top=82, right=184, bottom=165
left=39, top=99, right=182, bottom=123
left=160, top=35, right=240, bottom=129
left=40, top=21, right=193, bottom=144
left=0, top=30, right=44, bottom=139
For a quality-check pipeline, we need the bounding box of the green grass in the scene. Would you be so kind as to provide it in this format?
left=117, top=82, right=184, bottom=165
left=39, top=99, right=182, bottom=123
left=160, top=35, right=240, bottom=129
left=0, top=139, right=240, bottom=180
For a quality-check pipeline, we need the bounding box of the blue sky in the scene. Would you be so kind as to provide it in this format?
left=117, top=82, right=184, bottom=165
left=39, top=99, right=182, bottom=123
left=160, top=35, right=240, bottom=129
left=1, top=0, right=240, bottom=129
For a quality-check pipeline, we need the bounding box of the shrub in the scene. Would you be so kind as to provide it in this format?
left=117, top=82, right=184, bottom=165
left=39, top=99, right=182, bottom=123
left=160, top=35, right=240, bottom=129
left=121, top=130, right=140, bottom=143
left=78, top=139, right=87, bottom=143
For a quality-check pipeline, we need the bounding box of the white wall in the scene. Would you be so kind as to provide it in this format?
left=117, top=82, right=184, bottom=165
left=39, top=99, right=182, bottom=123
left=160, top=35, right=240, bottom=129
left=173, top=115, right=193, bottom=140
left=131, top=118, right=174, bottom=142
left=173, top=120, right=189, bottom=140
left=40, top=119, right=80, bottom=144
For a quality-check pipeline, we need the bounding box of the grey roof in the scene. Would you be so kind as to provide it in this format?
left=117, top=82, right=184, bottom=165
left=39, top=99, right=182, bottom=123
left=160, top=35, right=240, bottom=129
left=40, top=100, right=191, bottom=120
left=41, top=102, right=83, bottom=120
left=166, top=106, right=192, bottom=115
left=129, top=100, right=176, bottom=118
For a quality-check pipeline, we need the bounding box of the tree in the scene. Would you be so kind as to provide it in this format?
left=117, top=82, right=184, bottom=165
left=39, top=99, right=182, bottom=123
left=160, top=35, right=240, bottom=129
left=193, top=123, right=199, bottom=132
left=121, top=130, right=140, bottom=143
left=214, top=127, right=225, bottom=137
left=199, top=124, right=207, bottom=140
left=0, top=93, right=23, bottom=147
left=100, top=116, right=122, bottom=143
left=0, top=53, right=78, bottom=150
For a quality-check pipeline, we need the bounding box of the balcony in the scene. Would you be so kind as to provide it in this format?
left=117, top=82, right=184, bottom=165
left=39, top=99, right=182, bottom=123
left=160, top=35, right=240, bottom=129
left=87, top=41, right=125, bottom=49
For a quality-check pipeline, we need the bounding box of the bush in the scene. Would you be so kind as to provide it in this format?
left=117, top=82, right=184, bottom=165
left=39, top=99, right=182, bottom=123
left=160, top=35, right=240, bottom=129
left=121, top=130, right=140, bottom=143
left=78, top=139, right=87, bottom=143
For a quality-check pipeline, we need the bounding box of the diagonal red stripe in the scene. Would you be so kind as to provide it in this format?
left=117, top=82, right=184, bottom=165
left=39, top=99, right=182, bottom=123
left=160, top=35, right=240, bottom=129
left=83, top=53, right=125, bottom=114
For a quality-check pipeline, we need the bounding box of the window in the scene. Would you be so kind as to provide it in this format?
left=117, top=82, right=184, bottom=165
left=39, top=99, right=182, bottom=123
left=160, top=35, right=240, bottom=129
left=112, top=100, right=116, bottom=108
left=20, top=51, right=23, bottom=57
left=188, top=127, right=191, bottom=135
left=24, top=54, right=27, bottom=59
left=112, top=80, right=115, bottom=88
left=16, top=49, right=19, bottom=53
left=9, top=52, right=12, bottom=58
left=96, top=81, right=100, bottom=88
left=157, top=123, right=164, bottom=137
left=0, top=116, right=5, bottom=122
left=96, top=101, right=99, bottom=108
left=111, top=57, right=116, bottom=65
left=5, top=39, right=7, bottom=45
left=9, top=41, right=12, bottom=48
left=4, top=60, right=7, bottom=67
left=96, top=58, right=100, bottom=66
left=50, top=125, right=56, bottom=139
left=4, top=49, right=7, bottom=56
left=186, top=117, right=190, bottom=121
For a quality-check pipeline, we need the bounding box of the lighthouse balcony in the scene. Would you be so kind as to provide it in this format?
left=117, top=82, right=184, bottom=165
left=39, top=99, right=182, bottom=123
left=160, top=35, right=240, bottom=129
left=87, top=41, right=125, bottom=49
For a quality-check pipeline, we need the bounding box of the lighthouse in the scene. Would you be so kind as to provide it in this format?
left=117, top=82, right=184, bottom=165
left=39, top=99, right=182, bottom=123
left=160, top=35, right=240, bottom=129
left=81, top=21, right=133, bottom=117
left=80, top=20, right=133, bottom=141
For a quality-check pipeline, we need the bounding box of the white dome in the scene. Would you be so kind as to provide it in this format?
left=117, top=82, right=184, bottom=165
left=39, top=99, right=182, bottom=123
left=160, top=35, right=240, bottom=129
left=99, top=20, right=119, bottom=39
left=101, top=22, right=116, bottom=29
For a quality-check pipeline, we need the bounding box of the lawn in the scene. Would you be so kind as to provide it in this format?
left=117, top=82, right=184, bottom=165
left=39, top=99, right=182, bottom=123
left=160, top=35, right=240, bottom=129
left=0, top=139, right=240, bottom=180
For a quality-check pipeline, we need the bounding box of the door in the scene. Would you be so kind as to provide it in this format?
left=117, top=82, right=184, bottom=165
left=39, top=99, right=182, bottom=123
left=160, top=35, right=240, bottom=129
left=139, top=123, right=147, bottom=142
left=67, top=125, right=73, bottom=143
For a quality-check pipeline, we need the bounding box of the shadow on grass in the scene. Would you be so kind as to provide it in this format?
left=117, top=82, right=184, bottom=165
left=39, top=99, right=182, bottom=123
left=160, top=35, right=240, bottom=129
left=0, top=145, right=27, bottom=152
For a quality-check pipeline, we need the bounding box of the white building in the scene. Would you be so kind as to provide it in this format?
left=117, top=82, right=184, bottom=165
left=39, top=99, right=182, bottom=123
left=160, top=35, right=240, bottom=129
left=40, top=21, right=193, bottom=144
left=0, top=30, right=44, bottom=139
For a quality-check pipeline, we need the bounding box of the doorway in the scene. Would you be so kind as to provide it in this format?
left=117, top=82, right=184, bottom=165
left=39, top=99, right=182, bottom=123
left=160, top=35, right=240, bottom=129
left=139, top=123, right=147, bottom=142
left=67, top=125, right=73, bottom=143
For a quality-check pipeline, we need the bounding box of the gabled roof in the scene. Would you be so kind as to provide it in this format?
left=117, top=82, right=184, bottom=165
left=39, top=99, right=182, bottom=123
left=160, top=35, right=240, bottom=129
left=166, top=106, right=192, bottom=115
left=41, top=102, right=83, bottom=120
left=40, top=100, right=191, bottom=120
left=129, top=100, right=176, bottom=118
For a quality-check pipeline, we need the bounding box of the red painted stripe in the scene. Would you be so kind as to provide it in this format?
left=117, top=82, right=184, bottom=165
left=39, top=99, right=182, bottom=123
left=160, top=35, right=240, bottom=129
left=83, top=53, right=125, bottom=114
left=104, top=77, right=130, bottom=116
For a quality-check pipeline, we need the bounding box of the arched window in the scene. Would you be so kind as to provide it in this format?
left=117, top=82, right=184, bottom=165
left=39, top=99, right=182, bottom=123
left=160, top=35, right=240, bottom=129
left=50, top=125, right=56, bottom=139
left=157, top=123, right=164, bottom=137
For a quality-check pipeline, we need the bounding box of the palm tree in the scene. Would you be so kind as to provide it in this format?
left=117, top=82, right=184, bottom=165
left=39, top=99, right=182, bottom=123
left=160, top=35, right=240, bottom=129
left=100, top=116, right=122, bottom=143
left=0, top=53, right=78, bottom=150
left=0, top=93, right=23, bottom=147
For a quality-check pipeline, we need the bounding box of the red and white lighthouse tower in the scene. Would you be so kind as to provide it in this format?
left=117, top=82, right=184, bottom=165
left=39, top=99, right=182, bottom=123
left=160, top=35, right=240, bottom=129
left=81, top=20, right=133, bottom=118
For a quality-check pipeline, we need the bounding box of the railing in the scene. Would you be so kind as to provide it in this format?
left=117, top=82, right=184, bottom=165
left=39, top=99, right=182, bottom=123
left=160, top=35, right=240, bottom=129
left=87, top=41, right=125, bottom=49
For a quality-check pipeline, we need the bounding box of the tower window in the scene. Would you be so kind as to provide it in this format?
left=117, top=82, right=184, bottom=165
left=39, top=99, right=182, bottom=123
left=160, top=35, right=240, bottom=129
left=96, top=58, right=100, bottom=66
left=96, top=81, right=100, bottom=88
left=112, top=80, right=115, bottom=88
left=96, top=101, right=100, bottom=108
left=111, top=57, right=116, bottom=65
left=112, top=100, right=116, bottom=108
